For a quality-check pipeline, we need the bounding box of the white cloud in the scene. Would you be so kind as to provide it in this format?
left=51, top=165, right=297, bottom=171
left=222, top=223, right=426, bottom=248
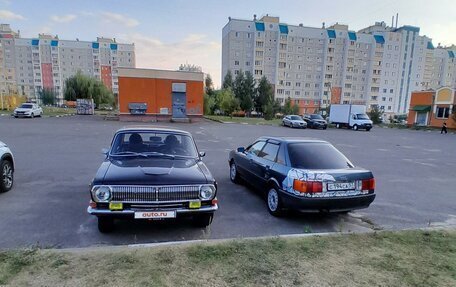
left=0, top=10, right=24, bottom=20
left=50, top=14, right=77, bottom=23
left=39, top=26, right=52, bottom=34
left=423, top=22, right=456, bottom=47
left=101, top=12, right=139, bottom=28
left=121, top=33, right=222, bottom=87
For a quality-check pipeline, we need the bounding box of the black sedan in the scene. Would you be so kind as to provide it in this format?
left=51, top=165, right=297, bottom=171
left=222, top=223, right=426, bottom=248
left=228, top=137, right=375, bottom=215
left=88, top=127, right=218, bottom=232
left=303, top=114, right=328, bottom=129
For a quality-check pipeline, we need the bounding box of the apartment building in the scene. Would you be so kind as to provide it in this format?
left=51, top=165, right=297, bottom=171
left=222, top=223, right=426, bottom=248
left=222, top=15, right=456, bottom=116
left=0, top=24, right=135, bottom=104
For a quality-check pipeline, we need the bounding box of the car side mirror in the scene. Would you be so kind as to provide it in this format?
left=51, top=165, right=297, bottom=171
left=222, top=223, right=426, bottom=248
left=101, top=148, right=109, bottom=155
left=237, top=147, right=245, bottom=153
left=199, top=151, right=206, bottom=158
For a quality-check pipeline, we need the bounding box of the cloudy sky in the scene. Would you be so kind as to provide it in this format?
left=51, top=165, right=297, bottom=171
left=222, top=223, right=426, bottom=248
left=1, top=0, right=455, bottom=87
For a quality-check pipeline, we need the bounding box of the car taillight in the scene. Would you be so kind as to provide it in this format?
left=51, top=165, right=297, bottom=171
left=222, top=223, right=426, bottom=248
left=362, top=178, right=375, bottom=190
left=293, top=180, right=323, bottom=193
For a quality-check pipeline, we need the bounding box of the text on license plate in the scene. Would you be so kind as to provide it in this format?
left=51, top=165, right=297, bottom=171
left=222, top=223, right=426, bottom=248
left=327, top=182, right=355, bottom=191
left=134, top=211, right=176, bottom=219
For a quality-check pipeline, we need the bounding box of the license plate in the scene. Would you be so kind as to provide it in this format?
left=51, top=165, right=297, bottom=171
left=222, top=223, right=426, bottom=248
left=134, top=211, right=176, bottom=219
left=109, top=202, right=123, bottom=210
left=189, top=201, right=201, bottom=209
left=327, top=182, right=355, bottom=191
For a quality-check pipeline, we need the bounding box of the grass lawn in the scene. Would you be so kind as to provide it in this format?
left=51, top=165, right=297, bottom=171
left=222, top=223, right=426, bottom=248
left=205, top=115, right=282, bottom=126
left=42, top=107, right=76, bottom=116
left=1, top=229, right=455, bottom=287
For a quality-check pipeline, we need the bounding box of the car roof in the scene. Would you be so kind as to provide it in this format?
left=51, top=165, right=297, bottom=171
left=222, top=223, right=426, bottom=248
left=257, top=136, right=329, bottom=144
left=115, top=126, right=191, bottom=136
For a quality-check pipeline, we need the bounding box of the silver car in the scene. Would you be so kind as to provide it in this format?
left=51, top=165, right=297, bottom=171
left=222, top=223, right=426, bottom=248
left=13, top=103, right=43, bottom=118
left=282, top=115, right=307, bottom=129
left=0, top=141, right=14, bottom=192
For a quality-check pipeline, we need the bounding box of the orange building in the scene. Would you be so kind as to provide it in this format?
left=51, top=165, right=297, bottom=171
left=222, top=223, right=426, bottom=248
left=292, top=99, right=320, bottom=115
left=407, top=87, right=456, bottom=129
left=118, top=68, right=204, bottom=122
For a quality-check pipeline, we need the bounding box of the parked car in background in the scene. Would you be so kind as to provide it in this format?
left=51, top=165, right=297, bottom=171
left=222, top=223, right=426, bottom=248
left=303, top=114, right=328, bottom=129
left=282, top=115, right=307, bottom=129
left=13, top=103, right=42, bottom=118
left=228, top=137, right=375, bottom=215
left=0, top=141, right=14, bottom=193
left=88, top=127, right=218, bottom=233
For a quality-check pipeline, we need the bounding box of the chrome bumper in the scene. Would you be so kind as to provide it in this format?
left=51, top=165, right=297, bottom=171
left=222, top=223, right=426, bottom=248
left=87, top=204, right=218, bottom=216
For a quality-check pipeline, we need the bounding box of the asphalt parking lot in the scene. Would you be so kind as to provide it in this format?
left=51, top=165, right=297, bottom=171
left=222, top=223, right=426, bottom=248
left=0, top=115, right=455, bottom=248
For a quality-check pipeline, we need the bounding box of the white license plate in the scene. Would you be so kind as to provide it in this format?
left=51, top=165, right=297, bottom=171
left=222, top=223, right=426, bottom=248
left=134, top=211, right=176, bottom=219
left=327, top=182, right=355, bottom=191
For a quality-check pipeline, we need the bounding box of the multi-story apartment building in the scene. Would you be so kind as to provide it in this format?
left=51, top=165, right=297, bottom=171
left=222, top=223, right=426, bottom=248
left=0, top=24, right=135, bottom=104
left=222, top=15, right=456, bottom=117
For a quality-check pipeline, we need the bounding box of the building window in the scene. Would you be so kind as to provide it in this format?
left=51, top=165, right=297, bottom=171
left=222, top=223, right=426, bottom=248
left=436, top=107, right=450, bottom=119
left=234, top=60, right=239, bottom=66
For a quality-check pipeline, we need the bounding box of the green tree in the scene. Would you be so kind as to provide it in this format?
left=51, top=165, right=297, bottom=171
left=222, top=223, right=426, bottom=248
left=218, top=88, right=239, bottom=117
left=64, top=71, right=114, bottom=107
left=241, top=71, right=255, bottom=113
left=203, top=93, right=216, bottom=115
left=39, top=88, right=56, bottom=105
left=263, top=101, right=275, bottom=120
left=367, top=105, right=383, bottom=124
left=233, top=70, right=245, bottom=100
left=233, top=71, right=253, bottom=112
left=283, top=97, right=299, bottom=115
left=205, top=74, right=214, bottom=96
left=256, top=76, right=274, bottom=113
left=222, top=70, right=234, bottom=90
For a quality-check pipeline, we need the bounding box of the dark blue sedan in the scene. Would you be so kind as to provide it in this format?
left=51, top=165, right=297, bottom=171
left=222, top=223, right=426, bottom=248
left=228, top=137, right=375, bottom=216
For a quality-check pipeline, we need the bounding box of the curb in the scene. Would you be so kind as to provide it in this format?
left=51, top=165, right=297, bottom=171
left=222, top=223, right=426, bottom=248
left=56, top=225, right=455, bottom=254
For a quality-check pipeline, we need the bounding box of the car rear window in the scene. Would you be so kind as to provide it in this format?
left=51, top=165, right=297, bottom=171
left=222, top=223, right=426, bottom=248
left=310, top=114, right=323, bottom=120
left=287, top=142, right=353, bottom=169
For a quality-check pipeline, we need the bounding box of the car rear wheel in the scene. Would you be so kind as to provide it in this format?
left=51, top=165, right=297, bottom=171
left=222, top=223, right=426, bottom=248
left=366, top=128, right=371, bottom=131
left=97, top=217, right=114, bottom=233
left=0, top=160, right=14, bottom=192
left=230, top=161, right=242, bottom=184
left=193, top=213, right=213, bottom=228
left=336, top=123, right=340, bottom=129
left=267, top=187, right=283, bottom=217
